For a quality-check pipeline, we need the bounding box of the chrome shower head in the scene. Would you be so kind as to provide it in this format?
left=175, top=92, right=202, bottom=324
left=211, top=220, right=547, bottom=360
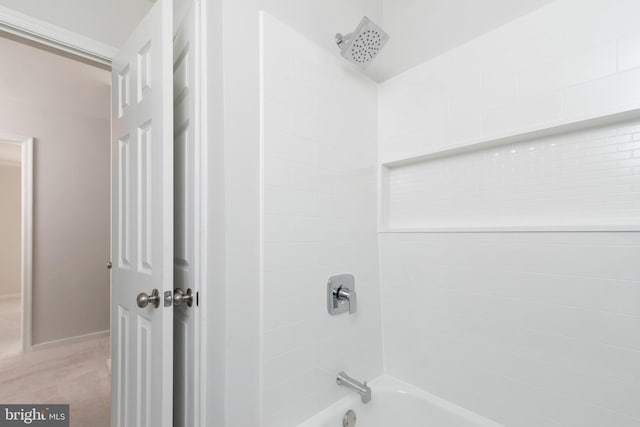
left=336, top=16, right=389, bottom=69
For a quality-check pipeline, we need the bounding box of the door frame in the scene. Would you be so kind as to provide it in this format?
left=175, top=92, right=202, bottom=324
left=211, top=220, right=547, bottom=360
left=0, top=133, right=33, bottom=353
left=192, top=0, right=208, bottom=423
left=0, top=5, right=116, bottom=66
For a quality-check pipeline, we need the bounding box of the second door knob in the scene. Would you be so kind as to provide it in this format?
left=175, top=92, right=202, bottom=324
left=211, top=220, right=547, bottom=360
left=174, top=288, right=194, bottom=307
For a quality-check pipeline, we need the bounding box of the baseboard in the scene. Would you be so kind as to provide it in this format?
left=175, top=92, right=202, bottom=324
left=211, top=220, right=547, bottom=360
left=31, top=329, right=109, bottom=352
left=0, top=293, right=20, bottom=300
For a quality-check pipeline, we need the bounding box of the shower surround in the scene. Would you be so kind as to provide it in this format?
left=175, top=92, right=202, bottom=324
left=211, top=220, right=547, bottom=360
left=258, top=0, right=640, bottom=426
left=260, top=13, right=383, bottom=427
left=378, top=0, right=640, bottom=426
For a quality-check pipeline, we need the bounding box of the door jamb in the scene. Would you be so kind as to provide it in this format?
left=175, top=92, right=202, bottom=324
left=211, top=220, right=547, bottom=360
left=194, top=0, right=208, bottom=424
left=0, top=133, right=33, bottom=353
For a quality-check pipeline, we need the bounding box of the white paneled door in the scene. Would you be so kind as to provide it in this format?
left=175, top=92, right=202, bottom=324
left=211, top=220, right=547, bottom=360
left=111, top=0, right=174, bottom=426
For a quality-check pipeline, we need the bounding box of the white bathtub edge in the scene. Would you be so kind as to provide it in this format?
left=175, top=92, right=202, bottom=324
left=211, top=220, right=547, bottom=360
left=369, top=375, right=504, bottom=427
left=298, top=374, right=505, bottom=427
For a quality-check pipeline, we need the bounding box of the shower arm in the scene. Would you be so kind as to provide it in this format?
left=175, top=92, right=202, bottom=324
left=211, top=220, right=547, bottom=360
left=335, top=32, right=353, bottom=49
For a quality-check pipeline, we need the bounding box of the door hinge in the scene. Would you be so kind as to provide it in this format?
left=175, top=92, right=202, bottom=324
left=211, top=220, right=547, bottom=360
left=196, top=291, right=200, bottom=307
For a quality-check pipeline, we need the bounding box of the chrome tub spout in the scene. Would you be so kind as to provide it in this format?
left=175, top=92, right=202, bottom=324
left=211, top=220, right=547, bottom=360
left=336, top=371, right=371, bottom=404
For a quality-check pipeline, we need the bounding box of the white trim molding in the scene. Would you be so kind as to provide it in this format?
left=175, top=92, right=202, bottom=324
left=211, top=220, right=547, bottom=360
left=31, top=329, right=110, bottom=352
left=21, top=137, right=33, bottom=353
left=0, top=5, right=117, bottom=66
left=0, top=133, right=33, bottom=353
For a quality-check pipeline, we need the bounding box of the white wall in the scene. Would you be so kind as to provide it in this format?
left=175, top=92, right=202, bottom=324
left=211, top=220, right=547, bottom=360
left=379, top=0, right=640, bottom=162
left=261, top=13, right=382, bottom=426
left=0, top=163, right=21, bottom=297
left=208, top=0, right=382, bottom=425
left=378, top=0, right=554, bottom=80
left=378, top=0, right=640, bottom=425
left=0, top=36, right=111, bottom=345
left=380, top=233, right=640, bottom=426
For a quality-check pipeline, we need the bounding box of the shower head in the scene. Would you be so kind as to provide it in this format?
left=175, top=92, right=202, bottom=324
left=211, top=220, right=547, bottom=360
left=335, top=16, right=389, bottom=69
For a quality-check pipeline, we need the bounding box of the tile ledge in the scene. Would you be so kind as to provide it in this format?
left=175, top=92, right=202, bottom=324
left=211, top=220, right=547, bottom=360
left=380, top=105, right=640, bottom=168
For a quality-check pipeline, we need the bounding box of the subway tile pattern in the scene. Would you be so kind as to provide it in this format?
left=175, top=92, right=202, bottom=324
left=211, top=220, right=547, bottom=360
left=379, top=1, right=640, bottom=426
left=379, top=0, right=640, bottom=163
left=388, top=120, right=640, bottom=228
left=260, top=13, right=382, bottom=427
left=380, top=232, right=640, bottom=427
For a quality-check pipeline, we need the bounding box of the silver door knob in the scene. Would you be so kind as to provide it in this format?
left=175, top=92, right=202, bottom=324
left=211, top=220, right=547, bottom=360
left=137, top=289, right=160, bottom=308
left=107, top=261, right=112, bottom=270
left=173, top=288, right=193, bottom=307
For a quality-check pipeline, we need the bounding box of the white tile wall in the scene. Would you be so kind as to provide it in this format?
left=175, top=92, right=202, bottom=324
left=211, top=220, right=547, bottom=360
left=380, top=232, right=640, bottom=427
left=379, top=0, right=640, bottom=163
left=387, top=119, right=640, bottom=228
left=378, top=1, right=640, bottom=426
left=260, top=13, right=382, bottom=427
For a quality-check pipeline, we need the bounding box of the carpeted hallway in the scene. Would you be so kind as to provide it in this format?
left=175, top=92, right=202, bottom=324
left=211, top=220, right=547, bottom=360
left=0, top=335, right=110, bottom=427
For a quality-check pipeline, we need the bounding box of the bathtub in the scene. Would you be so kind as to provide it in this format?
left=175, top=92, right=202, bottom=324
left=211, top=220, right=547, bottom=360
left=298, top=376, right=503, bottom=427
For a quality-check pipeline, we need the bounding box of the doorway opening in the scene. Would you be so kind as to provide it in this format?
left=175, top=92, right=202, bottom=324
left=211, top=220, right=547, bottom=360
left=0, top=135, right=33, bottom=360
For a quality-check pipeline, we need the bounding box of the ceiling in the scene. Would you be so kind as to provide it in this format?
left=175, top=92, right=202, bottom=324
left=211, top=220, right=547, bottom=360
left=374, top=0, right=556, bottom=79
left=0, top=0, right=154, bottom=48
left=0, top=0, right=555, bottom=79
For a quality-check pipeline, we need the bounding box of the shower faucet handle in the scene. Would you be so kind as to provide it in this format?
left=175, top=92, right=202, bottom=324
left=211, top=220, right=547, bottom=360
left=337, top=286, right=357, bottom=314
left=327, top=274, right=357, bottom=316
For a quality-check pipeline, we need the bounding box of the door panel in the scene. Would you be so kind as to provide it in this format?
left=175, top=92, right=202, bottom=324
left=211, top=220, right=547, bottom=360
left=173, top=4, right=199, bottom=426
left=111, top=0, right=174, bottom=426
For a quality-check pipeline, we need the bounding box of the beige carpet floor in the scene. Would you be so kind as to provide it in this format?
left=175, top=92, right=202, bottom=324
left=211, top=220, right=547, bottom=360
left=0, top=335, right=111, bottom=427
